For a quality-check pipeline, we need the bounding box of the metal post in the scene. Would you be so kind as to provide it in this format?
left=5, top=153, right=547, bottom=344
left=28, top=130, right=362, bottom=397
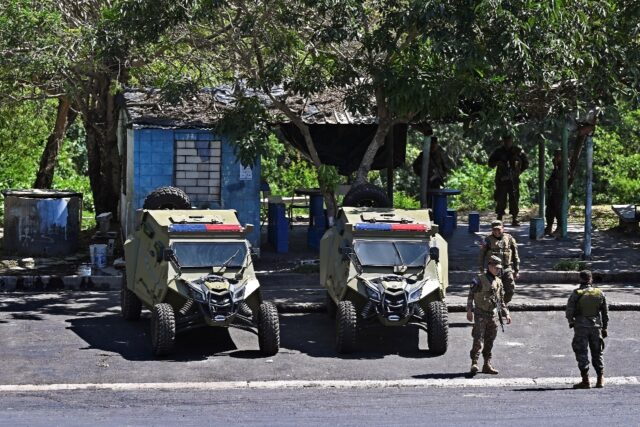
left=386, top=128, right=394, bottom=206
left=420, top=136, right=432, bottom=208
left=538, top=136, right=545, bottom=219
left=561, top=120, right=569, bottom=239
left=583, top=134, right=593, bottom=259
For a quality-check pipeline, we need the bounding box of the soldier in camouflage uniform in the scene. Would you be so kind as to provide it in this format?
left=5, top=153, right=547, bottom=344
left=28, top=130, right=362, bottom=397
left=566, top=270, right=609, bottom=389
left=545, top=149, right=563, bottom=236
left=478, top=220, right=520, bottom=304
left=467, top=255, right=512, bottom=375
left=412, top=136, right=452, bottom=189
left=488, top=135, right=529, bottom=226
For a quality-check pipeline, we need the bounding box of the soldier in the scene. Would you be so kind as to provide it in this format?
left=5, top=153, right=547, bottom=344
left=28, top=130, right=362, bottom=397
left=412, top=136, right=452, bottom=190
left=488, top=134, right=529, bottom=226
left=545, top=149, right=563, bottom=235
left=566, top=270, right=609, bottom=389
left=467, top=255, right=512, bottom=375
left=478, top=220, right=520, bottom=304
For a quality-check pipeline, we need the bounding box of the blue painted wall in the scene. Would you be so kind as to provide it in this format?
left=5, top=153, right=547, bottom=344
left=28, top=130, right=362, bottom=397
left=132, top=128, right=261, bottom=246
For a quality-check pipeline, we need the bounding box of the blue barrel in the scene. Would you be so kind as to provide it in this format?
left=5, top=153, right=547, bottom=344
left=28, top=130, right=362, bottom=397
left=441, top=214, right=455, bottom=236
left=432, top=194, right=448, bottom=225
left=267, top=202, right=288, bottom=253
left=468, top=212, right=480, bottom=233
left=446, top=209, right=457, bottom=229
left=529, top=217, right=545, bottom=240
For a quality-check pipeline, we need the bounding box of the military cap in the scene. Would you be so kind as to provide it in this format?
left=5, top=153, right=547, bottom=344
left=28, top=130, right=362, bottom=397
left=579, top=270, right=592, bottom=282
left=488, top=255, right=503, bottom=268
left=491, top=220, right=503, bottom=228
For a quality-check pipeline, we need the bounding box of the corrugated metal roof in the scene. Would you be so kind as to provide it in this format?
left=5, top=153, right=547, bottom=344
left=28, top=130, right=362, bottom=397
left=122, top=85, right=378, bottom=128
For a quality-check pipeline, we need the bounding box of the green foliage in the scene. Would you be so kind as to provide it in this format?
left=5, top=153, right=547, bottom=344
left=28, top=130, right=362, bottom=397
left=393, top=191, right=420, bottom=210
left=553, top=259, right=587, bottom=271
left=445, top=159, right=496, bottom=211
left=260, top=135, right=318, bottom=196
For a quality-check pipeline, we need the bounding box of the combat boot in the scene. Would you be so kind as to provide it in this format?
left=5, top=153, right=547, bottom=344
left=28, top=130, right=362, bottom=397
left=573, top=371, right=590, bottom=389
left=470, top=359, right=479, bottom=374
left=596, top=372, right=604, bottom=388
left=482, top=360, right=499, bottom=374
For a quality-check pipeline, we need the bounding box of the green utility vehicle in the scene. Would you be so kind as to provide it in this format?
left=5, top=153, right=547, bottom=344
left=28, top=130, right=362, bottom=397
left=320, top=207, right=449, bottom=354
left=121, top=209, right=279, bottom=357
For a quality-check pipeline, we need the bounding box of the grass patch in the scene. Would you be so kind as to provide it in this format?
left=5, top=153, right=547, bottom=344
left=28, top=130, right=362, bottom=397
left=292, top=263, right=319, bottom=274
left=553, top=259, right=587, bottom=271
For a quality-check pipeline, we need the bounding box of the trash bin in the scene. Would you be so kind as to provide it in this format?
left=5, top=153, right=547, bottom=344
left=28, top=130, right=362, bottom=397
left=2, top=189, right=82, bottom=256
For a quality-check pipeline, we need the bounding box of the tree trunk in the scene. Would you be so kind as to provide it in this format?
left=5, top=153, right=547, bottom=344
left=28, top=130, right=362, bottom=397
left=33, top=98, right=76, bottom=189
left=83, top=74, right=121, bottom=217
left=354, top=120, right=393, bottom=186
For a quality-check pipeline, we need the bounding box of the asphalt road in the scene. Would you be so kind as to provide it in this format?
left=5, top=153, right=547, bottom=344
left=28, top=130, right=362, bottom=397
left=1, top=386, right=639, bottom=427
left=1, top=292, right=639, bottom=384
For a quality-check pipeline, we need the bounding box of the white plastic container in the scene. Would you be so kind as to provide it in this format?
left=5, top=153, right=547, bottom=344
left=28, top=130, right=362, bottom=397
left=90, top=244, right=108, bottom=268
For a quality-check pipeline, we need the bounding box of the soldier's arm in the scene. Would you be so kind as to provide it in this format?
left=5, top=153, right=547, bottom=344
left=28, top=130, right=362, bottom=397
left=520, top=150, right=529, bottom=171
left=601, top=292, right=609, bottom=330
left=467, top=279, right=478, bottom=312
left=510, top=236, right=520, bottom=272
left=488, top=149, right=500, bottom=168
left=566, top=292, right=578, bottom=323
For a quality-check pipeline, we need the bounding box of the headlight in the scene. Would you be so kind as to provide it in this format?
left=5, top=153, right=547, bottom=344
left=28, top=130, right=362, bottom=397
left=187, top=282, right=206, bottom=303
left=408, top=286, right=423, bottom=303
left=230, top=283, right=246, bottom=301
left=361, top=279, right=381, bottom=302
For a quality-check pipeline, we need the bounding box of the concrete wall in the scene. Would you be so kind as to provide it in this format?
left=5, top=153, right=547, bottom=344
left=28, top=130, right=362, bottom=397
left=129, top=127, right=261, bottom=246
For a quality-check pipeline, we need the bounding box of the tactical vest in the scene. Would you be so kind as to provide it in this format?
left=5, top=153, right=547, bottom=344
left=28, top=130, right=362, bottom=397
left=473, top=274, right=500, bottom=313
left=575, top=287, right=603, bottom=317
left=486, top=234, right=513, bottom=267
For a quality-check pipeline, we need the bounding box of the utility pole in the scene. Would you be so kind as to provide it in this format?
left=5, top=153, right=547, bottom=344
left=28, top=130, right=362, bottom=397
left=420, top=136, right=431, bottom=208
left=560, top=120, right=569, bottom=239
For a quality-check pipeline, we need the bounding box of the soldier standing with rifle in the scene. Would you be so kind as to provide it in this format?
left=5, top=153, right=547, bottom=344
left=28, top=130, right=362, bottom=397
left=467, top=255, right=512, bottom=375
left=479, top=220, right=520, bottom=304
left=488, top=134, right=529, bottom=226
left=566, top=270, right=609, bottom=389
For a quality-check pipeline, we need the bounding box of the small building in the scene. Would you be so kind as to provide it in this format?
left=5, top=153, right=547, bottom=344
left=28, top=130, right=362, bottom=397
left=116, top=87, right=410, bottom=248
left=117, top=90, right=261, bottom=246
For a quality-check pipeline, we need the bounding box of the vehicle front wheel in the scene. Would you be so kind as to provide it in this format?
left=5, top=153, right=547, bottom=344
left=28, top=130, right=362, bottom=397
left=120, top=273, right=141, bottom=321
left=258, top=302, right=280, bottom=356
left=426, top=300, right=449, bottom=355
left=151, top=303, right=176, bottom=357
left=336, top=300, right=357, bottom=354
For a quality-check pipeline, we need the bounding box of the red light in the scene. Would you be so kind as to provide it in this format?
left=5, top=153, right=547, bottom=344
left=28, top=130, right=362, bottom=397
left=204, top=224, right=242, bottom=232
left=391, top=224, right=428, bottom=232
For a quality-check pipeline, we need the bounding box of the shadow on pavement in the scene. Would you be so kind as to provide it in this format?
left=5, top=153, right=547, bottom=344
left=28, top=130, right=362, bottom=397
left=66, top=314, right=241, bottom=362
left=412, top=372, right=475, bottom=379
left=278, top=313, right=444, bottom=359
left=513, top=386, right=576, bottom=392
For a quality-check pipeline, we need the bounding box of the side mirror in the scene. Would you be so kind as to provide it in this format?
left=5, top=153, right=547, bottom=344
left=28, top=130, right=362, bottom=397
left=163, top=248, right=175, bottom=262
left=244, top=223, right=254, bottom=235
left=429, top=246, right=440, bottom=263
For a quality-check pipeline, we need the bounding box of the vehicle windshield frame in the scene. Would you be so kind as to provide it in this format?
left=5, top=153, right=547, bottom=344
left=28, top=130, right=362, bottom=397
left=170, top=240, right=248, bottom=269
left=353, top=239, right=429, bottom=267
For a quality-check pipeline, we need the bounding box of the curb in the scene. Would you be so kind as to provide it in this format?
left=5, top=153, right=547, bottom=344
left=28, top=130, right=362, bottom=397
left=0, top=275, right=120, bottom=292
left=275, top=302, right=640, bottom=313
left=449, top=270, right=640, bottom=284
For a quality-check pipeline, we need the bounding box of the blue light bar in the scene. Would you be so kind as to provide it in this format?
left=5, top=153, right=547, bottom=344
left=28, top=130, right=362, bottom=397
left=354, top=223, right=392, bottom=231
left=168, top=224, right=207, bottom=233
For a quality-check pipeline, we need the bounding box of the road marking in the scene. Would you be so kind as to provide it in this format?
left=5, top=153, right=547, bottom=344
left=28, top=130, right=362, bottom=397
left=0, top=377, right=638, bottom=392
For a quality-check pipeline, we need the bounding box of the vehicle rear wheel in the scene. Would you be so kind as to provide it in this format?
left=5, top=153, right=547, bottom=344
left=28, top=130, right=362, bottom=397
left=426, top=300, right=448, bottom=355
left=120, top=273, right=141, bottom=321
left=342, top=183, right=391, bottom=208
left=336, top=300, right=357, bottom=354
left=326, top=290, right=337, bottom=319
left=151, top=303, right=176, bottom=357
left=143, top=186, right=191, bottom=210
left=258, top=302, right=280, bottom=356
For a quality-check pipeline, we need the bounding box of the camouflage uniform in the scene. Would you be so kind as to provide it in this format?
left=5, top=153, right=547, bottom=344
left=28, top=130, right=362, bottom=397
left=412, top=143, right=452, bottom=189
left=488, top=144, right=529, bottom=221
left=545, top=151, right=564, bottom=234
left=478, top=225, right=520, bottom=304
left=566, top=273, right=609, bottom=388
left=467, top=270, right=509, bottom=368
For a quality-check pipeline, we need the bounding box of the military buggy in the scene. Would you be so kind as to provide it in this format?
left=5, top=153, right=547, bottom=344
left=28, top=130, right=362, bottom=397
left=320, top=207, right=449, bottom=354
left=121, top=208, right=279, bottom=357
